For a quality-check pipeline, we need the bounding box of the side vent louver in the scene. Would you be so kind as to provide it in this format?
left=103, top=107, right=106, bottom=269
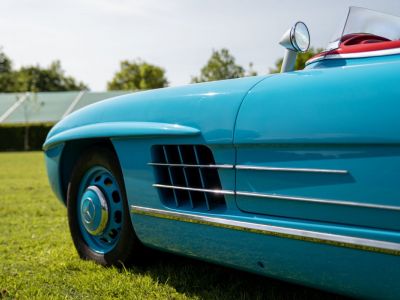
left=150, top=145, right=227, bottom=211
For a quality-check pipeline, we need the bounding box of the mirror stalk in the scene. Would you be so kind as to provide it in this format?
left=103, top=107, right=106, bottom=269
left=281, top=49, right=297, bottom=73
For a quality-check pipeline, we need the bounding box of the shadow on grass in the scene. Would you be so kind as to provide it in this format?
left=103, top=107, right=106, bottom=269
left=129, top=248, right=348, bottom=300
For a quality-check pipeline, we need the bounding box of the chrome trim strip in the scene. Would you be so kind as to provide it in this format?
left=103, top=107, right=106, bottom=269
left=149, top=162, right=347, bottom=174
left=152, top=183, right=235, bottom=195
left=153, top=183, right=400, bottom=212
left=131, top=206, right=400, bottom=256
left=236, top=191, right=400, bottom=212
left=148, top=162, right=234, bottom=169
left=236, top=165, right=348, bottom=174
left=306, top=47, right=400, bottom=65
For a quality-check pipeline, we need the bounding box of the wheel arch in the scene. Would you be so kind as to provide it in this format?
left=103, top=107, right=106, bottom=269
left=44, top=121, right=201, bottom=205
left=59, top=138, right=119, bottom=205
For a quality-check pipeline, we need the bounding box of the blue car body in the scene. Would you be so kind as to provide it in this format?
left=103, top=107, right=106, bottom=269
left=44, top=53, right=400, bottom=298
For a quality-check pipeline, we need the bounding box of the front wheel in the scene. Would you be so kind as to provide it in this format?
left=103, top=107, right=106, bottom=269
left=67, top=146, right=144, bottom=266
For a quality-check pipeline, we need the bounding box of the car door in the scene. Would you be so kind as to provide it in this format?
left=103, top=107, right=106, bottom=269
left=234, top=58, right=400, bottom=231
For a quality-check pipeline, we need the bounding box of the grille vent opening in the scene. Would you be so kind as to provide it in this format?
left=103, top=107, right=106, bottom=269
left=151, top=145, right=227, bottom=211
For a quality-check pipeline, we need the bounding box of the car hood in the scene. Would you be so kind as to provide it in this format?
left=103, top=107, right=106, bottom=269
left=45, top=75, right=269, bottom=148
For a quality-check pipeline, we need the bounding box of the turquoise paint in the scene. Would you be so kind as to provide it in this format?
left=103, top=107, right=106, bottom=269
left=235, top=145, right=400, bottom=231
left=45, top=76, right=268, bottom=146
left=234, top=54, right=400, bottom=234
left=110, top=137, right=400, bottom=243
left=133, top=214, right=400, bottom=299
left=235, top=56, right=400, bottom=144
left=43, top=122, right=200, bottom=151
left=44, top=143, right=64, bottom=204
left=43, top=54, right=400, bottom=298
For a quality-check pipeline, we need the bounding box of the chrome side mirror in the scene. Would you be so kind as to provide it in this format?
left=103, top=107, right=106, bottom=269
left=279, top=21, right=310, bottom=73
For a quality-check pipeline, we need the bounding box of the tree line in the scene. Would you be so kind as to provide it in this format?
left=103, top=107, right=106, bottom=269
left=0, top=47, right=321, bottom=93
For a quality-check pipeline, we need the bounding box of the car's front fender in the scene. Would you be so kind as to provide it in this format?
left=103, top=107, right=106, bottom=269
left=43, top=122, right=200, bottom=151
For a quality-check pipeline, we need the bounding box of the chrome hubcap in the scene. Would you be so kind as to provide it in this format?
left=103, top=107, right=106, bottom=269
left=80, top=185, right=109, bottom=236
left=77, top=166, right=123, bottom=253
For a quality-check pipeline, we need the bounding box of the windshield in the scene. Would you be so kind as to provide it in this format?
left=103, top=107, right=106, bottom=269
left=327, top=6, right=400, bottom=50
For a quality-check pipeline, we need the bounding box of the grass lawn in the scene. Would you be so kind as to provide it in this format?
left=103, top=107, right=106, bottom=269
left=0, top=152, right=342, bottom=299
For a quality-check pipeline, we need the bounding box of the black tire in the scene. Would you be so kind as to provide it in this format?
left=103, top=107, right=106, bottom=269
left=67, top=145, right=144, bottom=266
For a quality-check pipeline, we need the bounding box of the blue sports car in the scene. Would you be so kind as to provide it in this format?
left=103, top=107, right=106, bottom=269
left=44, top=7, right=400, bottom=299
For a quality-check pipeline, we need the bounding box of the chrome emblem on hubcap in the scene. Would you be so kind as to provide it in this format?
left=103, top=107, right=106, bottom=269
left=80, top=186, right=109, bottom=236
left=82, top=197, right=96, bottom=224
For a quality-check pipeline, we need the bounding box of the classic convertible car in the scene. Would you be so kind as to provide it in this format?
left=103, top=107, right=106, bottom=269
left=44, top=7, right=400, bottom=299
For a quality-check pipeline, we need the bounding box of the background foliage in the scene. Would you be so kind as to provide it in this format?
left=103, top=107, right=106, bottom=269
left=0, top=49, right=87, bottom=93
left=0, top=123, right=53, bottom=151
left=191, top=48, right=257, bottom=83
left=107, top=59, right=168, bottom=91
left=0, top=46, right=321, bottom=93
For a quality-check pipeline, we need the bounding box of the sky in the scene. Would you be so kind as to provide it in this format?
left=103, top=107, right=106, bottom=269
left=1, top=0, right=399, bottom=91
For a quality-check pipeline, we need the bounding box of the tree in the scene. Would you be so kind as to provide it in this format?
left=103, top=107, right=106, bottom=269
left=246, top=62, right=258, bottom=77
left=13, top=61, right=87, bottom=93
left=0, top=49, right=88, bottom=92
left=0, top=48, right=12, bottom=74
left=269, top=48, right=323, bottom=73
left=107, top=59, right=168, bottom=91
left=0, top=49, right=14, bottom=92
left=192, top=48, right=249, bottom=83
left=0, top=72, right=15, bottom=93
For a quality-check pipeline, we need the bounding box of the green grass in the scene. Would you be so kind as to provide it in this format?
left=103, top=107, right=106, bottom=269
left=0, top=152, right=342, bottom=299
